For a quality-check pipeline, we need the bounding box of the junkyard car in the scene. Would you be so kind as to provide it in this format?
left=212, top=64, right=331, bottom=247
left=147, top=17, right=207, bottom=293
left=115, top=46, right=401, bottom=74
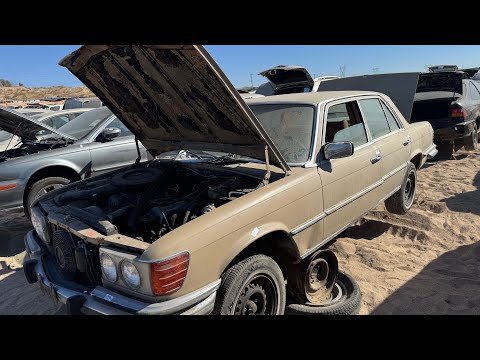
left=24, top=45, right=437, bottom=315
left=0, top=107, right=92, bottom=151
left=0, top=106, right=151, bottom=216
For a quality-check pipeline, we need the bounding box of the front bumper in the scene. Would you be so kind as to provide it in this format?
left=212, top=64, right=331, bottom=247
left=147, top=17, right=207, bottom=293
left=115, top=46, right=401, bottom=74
left=0, top=179, right=26, bottom=212
left=24, top=230, right=220, bottom=315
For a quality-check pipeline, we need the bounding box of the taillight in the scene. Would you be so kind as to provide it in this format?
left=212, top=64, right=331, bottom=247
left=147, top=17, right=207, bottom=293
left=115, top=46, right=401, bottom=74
left=451, top=106, right=467, bottom=121
left=150, top=252, right=190, bottom=296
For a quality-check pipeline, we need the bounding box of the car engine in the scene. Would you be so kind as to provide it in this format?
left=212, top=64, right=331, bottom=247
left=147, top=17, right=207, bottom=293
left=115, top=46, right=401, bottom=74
left=52, top=163, right=262, bottom=243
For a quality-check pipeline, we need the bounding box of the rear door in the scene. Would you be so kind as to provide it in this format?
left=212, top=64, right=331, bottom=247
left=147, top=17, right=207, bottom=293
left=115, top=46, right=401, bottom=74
left=88, top=117, right=150, bottom=175
left=358, top=97, right=410, bottom=200
left=319, top=98, right=382, bottom=241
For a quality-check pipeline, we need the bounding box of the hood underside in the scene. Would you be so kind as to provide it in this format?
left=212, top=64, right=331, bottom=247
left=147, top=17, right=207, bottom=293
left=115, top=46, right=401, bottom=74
left=0, top=106, right=74, bottom=141
left=59, top=45, right=290, bottom=172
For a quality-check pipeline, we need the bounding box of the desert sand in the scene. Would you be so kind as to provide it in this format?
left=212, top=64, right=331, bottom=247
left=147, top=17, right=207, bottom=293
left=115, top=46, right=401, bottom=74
left=0, top=149, right=479, bottom=315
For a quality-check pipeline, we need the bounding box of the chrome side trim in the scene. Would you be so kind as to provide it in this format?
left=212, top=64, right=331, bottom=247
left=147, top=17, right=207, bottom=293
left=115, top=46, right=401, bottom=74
left=382, top=163, right=407, bottom=181
left=325, top=180, right=383, bottom=215
left=290, top=179, right=383, bottom=235
left=291, top=212, right=327, bottom=235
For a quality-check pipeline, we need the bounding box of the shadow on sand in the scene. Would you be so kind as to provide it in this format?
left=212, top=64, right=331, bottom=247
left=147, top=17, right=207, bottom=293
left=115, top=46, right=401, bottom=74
left=440, top=171, right=480, bottom=216
left=371, top=240, right=480, bottom=314
left=0, top=213, right=31, bottom=257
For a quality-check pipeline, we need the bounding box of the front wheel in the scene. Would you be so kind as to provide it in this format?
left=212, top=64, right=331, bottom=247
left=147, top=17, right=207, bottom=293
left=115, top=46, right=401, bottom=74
left=213, top=254, right=286, bottom=315
left=25, top=177, right=71, bottom=218
left=464, top=124, right=478, bottom=151
left=385, top=162, right=417, bottom=215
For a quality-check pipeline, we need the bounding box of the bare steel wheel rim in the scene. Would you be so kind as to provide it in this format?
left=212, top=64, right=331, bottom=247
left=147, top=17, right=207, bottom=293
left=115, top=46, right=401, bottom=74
left=234, top=275, right=279, bottom=315
left=305, top=258, right=330, bottom=303
left=36, top=183, right=64, bottom=199
left=404, top=170, right=416, bottom=208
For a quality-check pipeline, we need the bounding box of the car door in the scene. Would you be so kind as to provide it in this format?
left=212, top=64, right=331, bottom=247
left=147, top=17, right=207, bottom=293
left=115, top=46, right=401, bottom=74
left=88, top=117, right=150, bottom=176
left=358, top=97, right=411, bottom=200
left=319, top=99, right=382, bottom=241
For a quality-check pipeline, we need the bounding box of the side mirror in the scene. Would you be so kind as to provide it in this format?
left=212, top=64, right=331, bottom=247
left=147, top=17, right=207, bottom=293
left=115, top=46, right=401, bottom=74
left=100, top=127, right=121, bottom=141
left=323, top=141, right=354, bottom=161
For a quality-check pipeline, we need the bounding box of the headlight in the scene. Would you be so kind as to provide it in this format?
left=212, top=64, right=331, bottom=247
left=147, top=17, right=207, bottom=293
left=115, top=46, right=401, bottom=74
left=30, top=206, right=50, bottom=243
left=121, top=261, right=141, bottom=289
left=100, top=253, right=118, bottom=282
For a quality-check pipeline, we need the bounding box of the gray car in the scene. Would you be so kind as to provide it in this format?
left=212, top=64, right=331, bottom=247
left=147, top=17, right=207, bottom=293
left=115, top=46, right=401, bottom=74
left=0, top=108, right=93, bottom=152
left=0, top=106, right=151, bottom=216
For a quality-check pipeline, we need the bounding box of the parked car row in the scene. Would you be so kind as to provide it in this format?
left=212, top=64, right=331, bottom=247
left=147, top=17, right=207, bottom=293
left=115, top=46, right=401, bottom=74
left=15, top=45, right=437, bottom=316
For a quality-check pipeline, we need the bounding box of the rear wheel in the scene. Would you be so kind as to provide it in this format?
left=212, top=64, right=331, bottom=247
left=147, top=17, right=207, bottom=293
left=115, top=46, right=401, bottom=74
left=464, top=124, right=478, bottom=151
left=213, top=254, right=286, bottom=315
left=25, top=177, right=71, bottom=218
left=385, top=162, right=416, bottom=215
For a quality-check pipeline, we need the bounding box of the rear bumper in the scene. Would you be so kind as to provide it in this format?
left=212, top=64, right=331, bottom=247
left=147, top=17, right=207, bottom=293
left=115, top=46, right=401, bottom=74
left=433, top=120, right=475, bottom=142
left=24, top=230, right=220, bottom=315
left=424, top=144, right=438, bottom=159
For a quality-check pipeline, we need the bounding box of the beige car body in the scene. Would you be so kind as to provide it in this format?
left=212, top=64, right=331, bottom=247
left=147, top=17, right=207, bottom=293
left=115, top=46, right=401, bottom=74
left=25, top=45, right=436, bottom=314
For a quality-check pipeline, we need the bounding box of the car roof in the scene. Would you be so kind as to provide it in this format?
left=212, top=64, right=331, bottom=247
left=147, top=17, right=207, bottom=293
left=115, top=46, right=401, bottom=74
left=34, top=107, right=93, bottom=120
left=245, top=90, right=381, bottom=105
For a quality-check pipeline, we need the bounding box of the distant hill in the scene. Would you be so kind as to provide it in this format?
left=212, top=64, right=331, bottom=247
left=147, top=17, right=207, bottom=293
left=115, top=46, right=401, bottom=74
left=0, top=86, right=94, bottom=101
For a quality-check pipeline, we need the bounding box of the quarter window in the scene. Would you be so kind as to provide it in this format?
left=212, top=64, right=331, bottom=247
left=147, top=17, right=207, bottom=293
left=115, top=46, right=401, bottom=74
left=359, top=99, right=391, bottom=139
left=380, top=101, right=400, bottom=132
left=325, top=101, right=368, bottom=148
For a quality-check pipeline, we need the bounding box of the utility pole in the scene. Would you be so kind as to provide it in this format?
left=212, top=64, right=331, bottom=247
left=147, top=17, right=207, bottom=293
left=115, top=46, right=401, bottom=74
left=250, top=74, right=254, bottom=88
left=339, top=65, right=346, bottom=78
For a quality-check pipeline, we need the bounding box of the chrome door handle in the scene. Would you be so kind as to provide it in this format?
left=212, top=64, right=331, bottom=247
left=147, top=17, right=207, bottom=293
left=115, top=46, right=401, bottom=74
left=371, top=155, right=382, bottom=164
left=403, top=136, right=412, bottom=146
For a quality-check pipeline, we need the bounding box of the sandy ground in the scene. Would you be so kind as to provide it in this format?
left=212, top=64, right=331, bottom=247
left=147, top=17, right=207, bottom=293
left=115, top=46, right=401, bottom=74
left=0, top=149, right=479, bottom=315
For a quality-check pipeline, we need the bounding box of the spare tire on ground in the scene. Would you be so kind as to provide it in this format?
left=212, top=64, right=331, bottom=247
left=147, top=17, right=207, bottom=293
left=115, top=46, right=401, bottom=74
left=285, top=272, right=361, bottom=315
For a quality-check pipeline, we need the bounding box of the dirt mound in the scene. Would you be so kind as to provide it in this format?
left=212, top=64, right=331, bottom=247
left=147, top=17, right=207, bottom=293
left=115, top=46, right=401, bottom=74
left=1, top=86, right=94, bottom=101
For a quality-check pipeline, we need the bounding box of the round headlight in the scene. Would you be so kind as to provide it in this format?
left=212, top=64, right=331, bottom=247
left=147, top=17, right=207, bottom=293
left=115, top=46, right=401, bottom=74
left=121, top=261, right=141, bottom=289
left=100, top=253, right=117, bottom=282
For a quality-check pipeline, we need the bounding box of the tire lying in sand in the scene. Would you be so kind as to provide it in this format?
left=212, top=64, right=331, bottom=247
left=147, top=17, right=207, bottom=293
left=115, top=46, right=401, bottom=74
left=285, top=272, right=361, bottom=315
left=385, top=162, right=416, bottom=215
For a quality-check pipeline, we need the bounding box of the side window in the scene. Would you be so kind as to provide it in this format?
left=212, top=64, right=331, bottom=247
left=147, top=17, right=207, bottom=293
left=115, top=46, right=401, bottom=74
left=380, top=101, right=400, bottom=132
left=325, top=101, right=368, bottom=148
left=107, top=118, right=133, bottom=137
left=359, top=99, right=391, bottom=139
left=470, top=82, right=480, bottom=100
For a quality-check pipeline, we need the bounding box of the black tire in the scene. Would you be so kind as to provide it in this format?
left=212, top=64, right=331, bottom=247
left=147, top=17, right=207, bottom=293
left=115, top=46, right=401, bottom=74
left=464, top=124, right=478, bottom=151
left=25, top=177, right=71, bottom=218
left=385, top=162, right=416, bottom=215
left=285, top=272, right=361, bottom=315
left=213, top=254, right=286, bottom=315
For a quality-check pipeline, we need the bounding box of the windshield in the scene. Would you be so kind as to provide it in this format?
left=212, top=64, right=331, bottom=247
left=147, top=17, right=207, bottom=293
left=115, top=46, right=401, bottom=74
left=249, top=104, right=315, bottom=164
left=56, top=107, right=112, bottom=139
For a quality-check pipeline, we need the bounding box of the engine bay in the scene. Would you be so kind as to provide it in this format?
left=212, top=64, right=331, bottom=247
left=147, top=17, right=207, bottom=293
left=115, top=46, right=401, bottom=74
left=52, top=163, right=263, bottom=243
left=0, top=138, right=71, bottom=162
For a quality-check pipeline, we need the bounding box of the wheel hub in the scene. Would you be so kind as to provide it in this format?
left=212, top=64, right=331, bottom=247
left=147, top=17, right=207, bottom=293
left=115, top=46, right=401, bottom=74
left=236, top=283, right=267, bottom=315
left=305, top=258, right=330, bottom=302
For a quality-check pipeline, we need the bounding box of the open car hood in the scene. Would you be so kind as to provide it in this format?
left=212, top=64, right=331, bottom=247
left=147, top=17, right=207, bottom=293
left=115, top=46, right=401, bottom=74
left=59, top=45, right=290, bottom=172
left=259, top=65, right=314, bottom=94
left=0, top=106, right=75, bottom=140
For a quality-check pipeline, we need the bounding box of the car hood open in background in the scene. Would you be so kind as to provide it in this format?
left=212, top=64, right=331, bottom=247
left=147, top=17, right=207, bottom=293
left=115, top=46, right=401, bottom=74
left=258, top=65, right=314, bottom=95
left=59, top=45, right=290, bottom=173
left=0, top=106, right=75, bottom=141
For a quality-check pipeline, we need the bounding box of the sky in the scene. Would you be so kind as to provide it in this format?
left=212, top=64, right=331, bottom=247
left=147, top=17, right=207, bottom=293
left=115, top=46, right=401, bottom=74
left=1, top=45, right=480, bottom=88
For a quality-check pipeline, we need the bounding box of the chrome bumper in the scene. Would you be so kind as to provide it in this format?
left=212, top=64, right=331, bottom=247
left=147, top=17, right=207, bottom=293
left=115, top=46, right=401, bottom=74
left=424, top=144, right=438, bottom=159
left=24, top=230, right=220, bottom=315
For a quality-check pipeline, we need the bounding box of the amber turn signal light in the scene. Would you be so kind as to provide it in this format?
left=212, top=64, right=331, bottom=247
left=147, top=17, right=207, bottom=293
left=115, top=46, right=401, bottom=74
left=150, top=252, right=190, bottom=296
